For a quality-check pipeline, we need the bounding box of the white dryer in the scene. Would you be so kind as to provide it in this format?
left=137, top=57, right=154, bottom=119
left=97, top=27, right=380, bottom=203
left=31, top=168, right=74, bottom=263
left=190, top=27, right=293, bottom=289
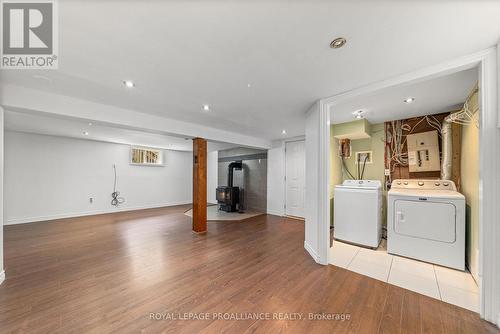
left=334, top=180, right=382, bottom=248
left=387, top=179, right=465, bottom=270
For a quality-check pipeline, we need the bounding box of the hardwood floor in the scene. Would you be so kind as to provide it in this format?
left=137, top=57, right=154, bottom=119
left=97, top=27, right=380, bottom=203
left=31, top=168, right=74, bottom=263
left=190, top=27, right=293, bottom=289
left=0, top=205, right=497, bottom=333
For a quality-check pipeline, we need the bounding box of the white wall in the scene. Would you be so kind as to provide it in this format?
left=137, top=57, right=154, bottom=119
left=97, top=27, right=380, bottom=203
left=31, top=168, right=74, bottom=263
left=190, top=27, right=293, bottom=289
left=305, top=102, right=320, bottom=262
left=0, top=108, right=4, bottom=283
left=207, top=150, right=218, bottom=204
left=4, top=131, right=193, bottom=224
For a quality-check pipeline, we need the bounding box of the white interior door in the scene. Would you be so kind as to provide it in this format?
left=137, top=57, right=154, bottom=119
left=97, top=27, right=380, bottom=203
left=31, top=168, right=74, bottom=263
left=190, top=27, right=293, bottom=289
left=285, top=140, right=305, bottom=218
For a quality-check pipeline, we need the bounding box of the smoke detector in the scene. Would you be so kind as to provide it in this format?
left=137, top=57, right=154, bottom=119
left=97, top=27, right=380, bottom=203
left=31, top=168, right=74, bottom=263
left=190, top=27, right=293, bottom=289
left=352, top=110, right=365, bottom=119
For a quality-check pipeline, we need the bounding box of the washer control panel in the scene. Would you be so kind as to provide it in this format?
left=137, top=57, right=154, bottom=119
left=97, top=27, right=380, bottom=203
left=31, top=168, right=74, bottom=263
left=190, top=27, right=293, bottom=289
left=391, top=179, right=456, bottom=191
left=341, top=179, right=382, bottom=188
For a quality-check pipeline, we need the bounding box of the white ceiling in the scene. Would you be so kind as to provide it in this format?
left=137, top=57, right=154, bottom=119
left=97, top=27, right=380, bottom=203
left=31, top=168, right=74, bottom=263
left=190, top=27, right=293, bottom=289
left=329, top=67, right=478, bottom=124
left=4, top=111, right=236, bottom=152
left=1, top=1, right=500, bottom=140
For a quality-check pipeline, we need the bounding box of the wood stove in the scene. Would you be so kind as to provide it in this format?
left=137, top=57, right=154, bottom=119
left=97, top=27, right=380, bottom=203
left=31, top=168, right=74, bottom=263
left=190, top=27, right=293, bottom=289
left=216, top=161, right=242, bottom=212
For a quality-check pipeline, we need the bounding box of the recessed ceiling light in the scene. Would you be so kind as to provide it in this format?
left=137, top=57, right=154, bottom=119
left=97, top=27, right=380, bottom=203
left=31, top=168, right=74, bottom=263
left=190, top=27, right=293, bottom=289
left=247, top=83, right=251, bottom=88
left=330, top=37, right=347, bottom=49
left=404, top=97, right=415, bottom=104
left=202, top=104, right=210, bottom=111
left=88, top=122, right=93, bottom=126
left=83, top=131, right=89, bottom=136
left=123, top=80, right=135, bottom=88
left=282, top=129, right=287, bottom=135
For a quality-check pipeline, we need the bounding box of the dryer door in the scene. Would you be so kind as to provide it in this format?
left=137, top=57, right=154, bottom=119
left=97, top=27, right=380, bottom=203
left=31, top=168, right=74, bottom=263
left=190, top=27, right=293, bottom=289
left=393, top=199, right=456, bottom=243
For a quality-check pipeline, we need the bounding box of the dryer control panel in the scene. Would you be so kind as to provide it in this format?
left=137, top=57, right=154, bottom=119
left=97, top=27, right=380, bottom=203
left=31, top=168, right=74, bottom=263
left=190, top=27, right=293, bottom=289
left=391, top=179, right=457, bottom=191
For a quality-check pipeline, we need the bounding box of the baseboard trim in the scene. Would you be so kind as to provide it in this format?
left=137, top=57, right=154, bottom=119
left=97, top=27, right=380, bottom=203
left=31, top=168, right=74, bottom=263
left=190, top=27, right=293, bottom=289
left=5, top=201, right=192, bottom=225
left=0, top=270, right=5, bottom=285
left=266, top=209, right=284, bottom=217
left=304, top=241, right=320, bottom=263
left=285, top=214, right=305, bottom=221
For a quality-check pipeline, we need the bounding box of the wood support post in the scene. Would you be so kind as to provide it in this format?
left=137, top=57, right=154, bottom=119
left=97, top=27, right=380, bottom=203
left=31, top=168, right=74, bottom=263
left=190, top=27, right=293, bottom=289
left=192, top=138, right=207, bottom=233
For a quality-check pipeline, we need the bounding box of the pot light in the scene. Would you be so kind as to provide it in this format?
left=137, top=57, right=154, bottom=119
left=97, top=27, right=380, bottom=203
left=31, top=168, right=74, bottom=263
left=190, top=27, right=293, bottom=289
left=83, top=131, right=89, bottom=136
left=330, top=37, right=347, bottom=49
left=404, top=97, right=415, bottom=104
left=202, top=104, right=210, bottom=111
left=282, top=129, right=287, bottom=135
left=123, top=80, right=135, bottom=88
left=88, top=122, right=93, bottom=126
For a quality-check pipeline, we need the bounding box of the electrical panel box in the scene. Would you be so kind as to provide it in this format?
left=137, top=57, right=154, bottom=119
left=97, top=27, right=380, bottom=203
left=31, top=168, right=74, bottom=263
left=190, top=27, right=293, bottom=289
left=407, top=130, right=440, bottom=172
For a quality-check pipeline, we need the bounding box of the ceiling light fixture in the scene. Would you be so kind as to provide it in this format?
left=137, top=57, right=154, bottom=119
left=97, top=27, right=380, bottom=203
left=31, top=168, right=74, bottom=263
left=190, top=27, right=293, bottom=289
left=83, top=131, right=89, bottom=136
left=330, top=37, right=347, bottom=49
left=404, top=97, right=415, bottom=104
left=352, top=110, right=365, bottom=119
left=202, top=104, right=210, bottom=111
left=88, top=122, right=93, bottom=126
left=123, top=80, right=135, bottom=88
left=282, top=129, right=287, bottom=135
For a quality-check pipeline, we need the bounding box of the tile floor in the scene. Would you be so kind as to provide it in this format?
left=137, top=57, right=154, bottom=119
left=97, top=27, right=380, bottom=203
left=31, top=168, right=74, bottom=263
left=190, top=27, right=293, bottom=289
left=329, top=239, right=479, bottom=312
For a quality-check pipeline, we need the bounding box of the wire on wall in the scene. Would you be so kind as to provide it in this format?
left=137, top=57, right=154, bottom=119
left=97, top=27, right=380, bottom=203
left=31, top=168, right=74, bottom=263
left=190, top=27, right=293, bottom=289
left=385, top=115, right=443, bottom=174
left=111, top=164, right=125, bottom=207
left=341, top=157, right=355, bottom=180
left=359, top=154, right=369, bottom=180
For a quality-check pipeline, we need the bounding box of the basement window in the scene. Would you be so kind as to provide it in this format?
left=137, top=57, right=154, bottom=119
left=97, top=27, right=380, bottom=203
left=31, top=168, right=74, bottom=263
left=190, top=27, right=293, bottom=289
left=130, top=147, right=164, bottom=166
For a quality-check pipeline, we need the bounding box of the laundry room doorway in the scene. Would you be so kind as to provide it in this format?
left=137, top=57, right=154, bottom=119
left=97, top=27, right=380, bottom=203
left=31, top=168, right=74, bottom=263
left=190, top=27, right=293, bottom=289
left=308, top=48, right=500, bottom=325
left=326, top=66, right=482, bottom=311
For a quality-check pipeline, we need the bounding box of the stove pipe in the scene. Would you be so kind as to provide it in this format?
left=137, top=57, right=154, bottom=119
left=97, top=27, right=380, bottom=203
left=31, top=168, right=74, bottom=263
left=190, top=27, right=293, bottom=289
left=227, top=161, right=243, bottom=187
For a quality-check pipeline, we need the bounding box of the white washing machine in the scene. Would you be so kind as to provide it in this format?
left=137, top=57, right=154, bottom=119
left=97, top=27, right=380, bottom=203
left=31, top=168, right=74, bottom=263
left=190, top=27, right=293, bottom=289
left=334, top=180, right=382, bottom=248
left=387, top=179, right=465, bottom=270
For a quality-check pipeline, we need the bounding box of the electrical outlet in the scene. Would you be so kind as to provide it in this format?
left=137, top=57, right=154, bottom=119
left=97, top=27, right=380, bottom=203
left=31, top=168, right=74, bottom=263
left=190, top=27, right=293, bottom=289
left=384, top=169, right=390, bottom=176
left=89, top=197, right=94, bottom=204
